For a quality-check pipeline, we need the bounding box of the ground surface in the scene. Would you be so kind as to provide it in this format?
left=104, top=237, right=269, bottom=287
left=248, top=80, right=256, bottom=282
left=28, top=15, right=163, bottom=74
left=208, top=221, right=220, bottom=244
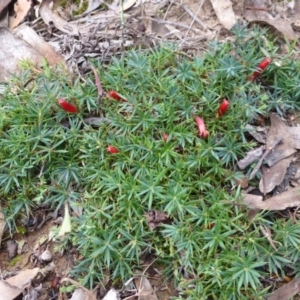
left=2, top=0, right=300, bottom=299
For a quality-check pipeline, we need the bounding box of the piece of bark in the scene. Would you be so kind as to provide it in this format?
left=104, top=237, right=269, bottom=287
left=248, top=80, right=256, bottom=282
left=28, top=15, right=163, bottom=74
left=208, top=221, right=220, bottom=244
left=259, top=114, right=295, bottom=194
left=244, top=0, right=297, bottom=40
left=237, top=146, right=264, bottom=169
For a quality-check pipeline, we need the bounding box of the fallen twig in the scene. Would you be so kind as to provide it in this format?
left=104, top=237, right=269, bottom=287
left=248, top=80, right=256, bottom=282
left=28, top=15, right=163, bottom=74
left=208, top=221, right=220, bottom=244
left=249, top=138, right=282, bottom=181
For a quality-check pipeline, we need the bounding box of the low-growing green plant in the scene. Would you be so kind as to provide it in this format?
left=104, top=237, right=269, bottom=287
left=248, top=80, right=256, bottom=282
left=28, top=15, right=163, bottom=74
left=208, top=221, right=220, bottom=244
left=1, top=23, right=300, bottom=298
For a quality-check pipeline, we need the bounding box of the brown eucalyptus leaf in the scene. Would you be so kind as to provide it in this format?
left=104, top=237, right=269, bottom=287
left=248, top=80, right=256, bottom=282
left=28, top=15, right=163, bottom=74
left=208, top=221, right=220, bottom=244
left=13, top=24, right=64, bottom=66
left=39, top=0, right=79, bottom=35
left=244, top=0, right=296, bottom=39
left=243, top=188, right=300, bottom=210
left=145, top=210, right=168, bottom=231
left=259, top=114, right=295, bottom=194
left=117, top=0, right=136, bottom=12
left=268, top=277, right=300, bottom=300
left=210, top=0, right=236, bottom=30
left=84, top=0, right=103, bottom=15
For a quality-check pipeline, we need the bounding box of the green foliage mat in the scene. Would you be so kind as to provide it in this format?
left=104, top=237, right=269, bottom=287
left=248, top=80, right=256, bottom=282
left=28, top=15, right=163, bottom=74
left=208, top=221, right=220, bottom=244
left=1, top=24, right=300, bottom=298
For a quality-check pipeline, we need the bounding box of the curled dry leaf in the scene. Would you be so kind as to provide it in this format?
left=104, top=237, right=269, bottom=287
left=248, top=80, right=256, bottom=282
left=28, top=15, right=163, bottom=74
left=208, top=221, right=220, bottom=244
left=9, top=0, right=32, bottom=29
left=210, top=0, right=236, bottom=30
left=39, top=0, right=80, bottom=35
left=117, top=0, right=137, bottom=13
left=145, top=210, right=168, bottom=231
left=258, top=114, right=295, bottom=194
left=244, top=0, right=296, bottom=40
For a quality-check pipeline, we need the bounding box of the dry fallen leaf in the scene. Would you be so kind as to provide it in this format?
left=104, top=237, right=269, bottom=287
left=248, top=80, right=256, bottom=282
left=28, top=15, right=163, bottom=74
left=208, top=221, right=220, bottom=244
left=244, top=0, right=297, bottom=40
left=14, top=24, right=64, bottom=66
left=0, top=268, right=40, bottom=300
left=210, top=0, right=236, bottom=30
left=134, top=275, right=158, bottom=300
left=268, top=277, right=300, bottom=300
left=102, top=288, right=120, bottom=300
left=264, top=148, right=297, bottom=167
left=288, top=126, right=300, bottom=149
left=145, top=210, right=168, bottom=231
left=60, top=278, right=97, bottom=300
left=242, top=188, right=300, bottom=210
left=0, top=0, right=11, bottom=14
left=9, top=0, right=32, bottom=29
left=117, top=0, right=136, bottom=12
left=84, top=0, right=103, bottom=14
left=70, top=288, right=91, bottom=300
left=259, top=114, right=295, bottom=194
left=0, top=27, right=63, bottom=81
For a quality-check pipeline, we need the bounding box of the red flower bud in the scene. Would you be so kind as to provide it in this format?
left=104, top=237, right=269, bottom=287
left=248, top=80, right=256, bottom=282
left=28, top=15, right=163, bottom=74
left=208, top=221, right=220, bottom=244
left=195, top=116, right=209, bottom=138
left=217, top=99, right=229, bottom=117
left=107, top=146, right=119, bottom=154
left=107, top=90, right=127, bottom=102
left=162, top=133, right=169, bottom=142
left=58, top=99, right=78, bottom=113
left=249, top=57, right=271, bottom=82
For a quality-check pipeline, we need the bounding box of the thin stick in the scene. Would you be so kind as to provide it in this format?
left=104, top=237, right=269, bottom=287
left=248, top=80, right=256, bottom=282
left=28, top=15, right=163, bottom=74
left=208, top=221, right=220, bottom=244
left=248, top=138, right=282, bottom=181
left=151, top=18, right=204, bottom=34
left=180, top=2, right=207, bottom=31
left=245, top=6, right=270, bottom=12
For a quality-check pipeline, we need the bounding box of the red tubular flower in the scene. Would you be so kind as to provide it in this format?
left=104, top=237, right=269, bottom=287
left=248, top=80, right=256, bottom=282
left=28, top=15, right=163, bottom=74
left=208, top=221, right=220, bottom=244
left=107, top=146, right=119, bottom=154
left=217, top=99, right=229, bottom=117
left=162, top=133, right=169, bottom=142
left=250, top=57, right=271, bottom=82
left=58, top=99, right=78, bottom=113
left=107, top=90, right=127, bottom=102
left=195, top=116, right=209, bottom=138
